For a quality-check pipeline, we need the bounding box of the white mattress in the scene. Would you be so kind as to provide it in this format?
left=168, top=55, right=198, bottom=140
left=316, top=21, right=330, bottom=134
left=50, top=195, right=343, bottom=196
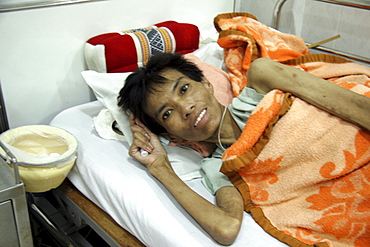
left=50, top=100, right=288, bottom=247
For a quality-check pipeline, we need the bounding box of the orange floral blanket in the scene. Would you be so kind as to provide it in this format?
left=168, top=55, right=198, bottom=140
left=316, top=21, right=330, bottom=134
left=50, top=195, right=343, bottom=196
left=216, top=13, right=370, bottom=247
left=215, top=12, right=309, bottom=97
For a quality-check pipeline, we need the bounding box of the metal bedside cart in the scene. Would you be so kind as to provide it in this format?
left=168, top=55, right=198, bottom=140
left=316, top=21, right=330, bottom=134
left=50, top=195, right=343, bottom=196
left=0, top=140, right=33, bottom=246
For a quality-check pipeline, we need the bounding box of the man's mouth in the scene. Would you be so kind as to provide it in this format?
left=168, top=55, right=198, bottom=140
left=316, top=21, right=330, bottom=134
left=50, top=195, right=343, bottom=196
left=194, top=109, right=206, bottom=127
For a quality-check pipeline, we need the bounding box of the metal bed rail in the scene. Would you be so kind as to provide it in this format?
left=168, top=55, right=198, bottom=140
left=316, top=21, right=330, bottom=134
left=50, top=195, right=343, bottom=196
left=0, top=0, right=103, bottom=12
left=0, top=81, right=9, bottom=134
left=272, top=0, right=370, bottom=64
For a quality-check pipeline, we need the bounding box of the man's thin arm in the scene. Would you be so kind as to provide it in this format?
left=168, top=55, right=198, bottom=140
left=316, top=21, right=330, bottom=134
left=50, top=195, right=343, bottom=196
left=150, top=161, right=243, bottom=246
left=248, top=58, right=370, bottom=131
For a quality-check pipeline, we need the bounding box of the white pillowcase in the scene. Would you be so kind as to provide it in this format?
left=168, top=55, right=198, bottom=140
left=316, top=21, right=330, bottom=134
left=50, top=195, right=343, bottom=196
left=81, top=70, right=203, bottom=181
left=82, top=71, right=132, bottom=142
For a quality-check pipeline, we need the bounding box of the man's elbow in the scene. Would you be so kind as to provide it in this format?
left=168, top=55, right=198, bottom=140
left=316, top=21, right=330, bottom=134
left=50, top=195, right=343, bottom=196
left=247, top=57, right=278, bottom=94
left=214, top=218, right=242, bottom=246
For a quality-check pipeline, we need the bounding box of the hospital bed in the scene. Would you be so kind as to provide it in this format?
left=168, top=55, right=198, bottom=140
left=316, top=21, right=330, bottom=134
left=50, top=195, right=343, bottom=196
left=31, top=1, right=369, bottom=247
left=47, top=41, right=289, bottom=247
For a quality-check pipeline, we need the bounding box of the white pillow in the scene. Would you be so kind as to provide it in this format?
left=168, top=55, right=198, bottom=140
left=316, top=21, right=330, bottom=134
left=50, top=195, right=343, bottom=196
left=81, top=70, right=203, bottom=180
left=82, top=71, right=133, bottom=142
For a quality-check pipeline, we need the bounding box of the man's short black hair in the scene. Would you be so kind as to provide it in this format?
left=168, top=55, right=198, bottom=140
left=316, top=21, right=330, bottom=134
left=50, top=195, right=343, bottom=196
left=117, top=53, right=204, bottom=134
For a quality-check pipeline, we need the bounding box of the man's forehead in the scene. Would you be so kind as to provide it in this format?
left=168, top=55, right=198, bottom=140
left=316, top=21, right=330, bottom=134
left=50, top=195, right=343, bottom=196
left=146, top=82, right=170, bottom=104
left=160, top=68, right=188, bottom=79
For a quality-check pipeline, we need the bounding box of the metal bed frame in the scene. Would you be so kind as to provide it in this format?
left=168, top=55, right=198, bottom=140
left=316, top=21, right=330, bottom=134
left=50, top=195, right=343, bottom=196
left=272, top=0, right=370, bottom=64
left=0, top=81, right=9, bottom=133
left=25, top=179, right=144, bottom=246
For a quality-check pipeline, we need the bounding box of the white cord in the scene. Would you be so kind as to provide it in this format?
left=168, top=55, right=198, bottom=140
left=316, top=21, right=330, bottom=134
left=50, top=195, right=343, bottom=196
left=217, top=106, right=228, bottom=151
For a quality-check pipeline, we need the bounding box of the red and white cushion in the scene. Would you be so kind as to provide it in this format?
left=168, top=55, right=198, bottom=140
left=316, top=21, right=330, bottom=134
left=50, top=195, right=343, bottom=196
left=85, top=21, right=200, bottom=73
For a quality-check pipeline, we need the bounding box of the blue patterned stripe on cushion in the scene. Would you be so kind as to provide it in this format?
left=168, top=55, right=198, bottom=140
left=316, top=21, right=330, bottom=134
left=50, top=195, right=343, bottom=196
left=125, top=27, right=176, bottom=68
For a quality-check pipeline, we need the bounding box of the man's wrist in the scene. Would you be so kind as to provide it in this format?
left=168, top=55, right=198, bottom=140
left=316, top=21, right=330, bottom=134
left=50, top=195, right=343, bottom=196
left=148, top=157, right=174, bottom=179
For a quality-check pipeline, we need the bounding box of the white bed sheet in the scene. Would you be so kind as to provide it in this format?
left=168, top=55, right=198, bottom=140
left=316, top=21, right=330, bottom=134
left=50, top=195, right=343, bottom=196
left=50, top=100, right=288, bottom=247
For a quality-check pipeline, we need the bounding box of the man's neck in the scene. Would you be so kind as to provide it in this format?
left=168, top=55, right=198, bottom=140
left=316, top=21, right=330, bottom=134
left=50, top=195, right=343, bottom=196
left=206, top=108, right=241, bottom=145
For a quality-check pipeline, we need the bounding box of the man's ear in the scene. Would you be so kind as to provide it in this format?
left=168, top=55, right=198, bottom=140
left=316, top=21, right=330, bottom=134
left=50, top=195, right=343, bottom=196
left=161, top=133, right=186, bottom=143
left=202, top=78, right=214, bottom=94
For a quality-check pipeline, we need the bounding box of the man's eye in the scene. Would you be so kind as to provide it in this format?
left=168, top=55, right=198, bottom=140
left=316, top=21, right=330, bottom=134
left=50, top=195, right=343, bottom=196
left=163, top=110, right=172, bottom=120
left=180, top=84, right=189, bottom=94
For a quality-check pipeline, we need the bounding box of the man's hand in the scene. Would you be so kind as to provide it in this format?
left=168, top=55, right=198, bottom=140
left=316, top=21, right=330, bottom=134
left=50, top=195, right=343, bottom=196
left=129, top=114, right=173, bottom=175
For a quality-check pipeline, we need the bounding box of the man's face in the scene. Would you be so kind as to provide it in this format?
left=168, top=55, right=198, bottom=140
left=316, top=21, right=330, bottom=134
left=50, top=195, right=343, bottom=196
left=144, top=69, right=223, bottom=142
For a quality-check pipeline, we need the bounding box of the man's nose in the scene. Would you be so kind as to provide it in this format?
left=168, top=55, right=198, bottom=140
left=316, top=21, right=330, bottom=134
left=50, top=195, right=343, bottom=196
left=181, top=104, right=195, bottom=119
